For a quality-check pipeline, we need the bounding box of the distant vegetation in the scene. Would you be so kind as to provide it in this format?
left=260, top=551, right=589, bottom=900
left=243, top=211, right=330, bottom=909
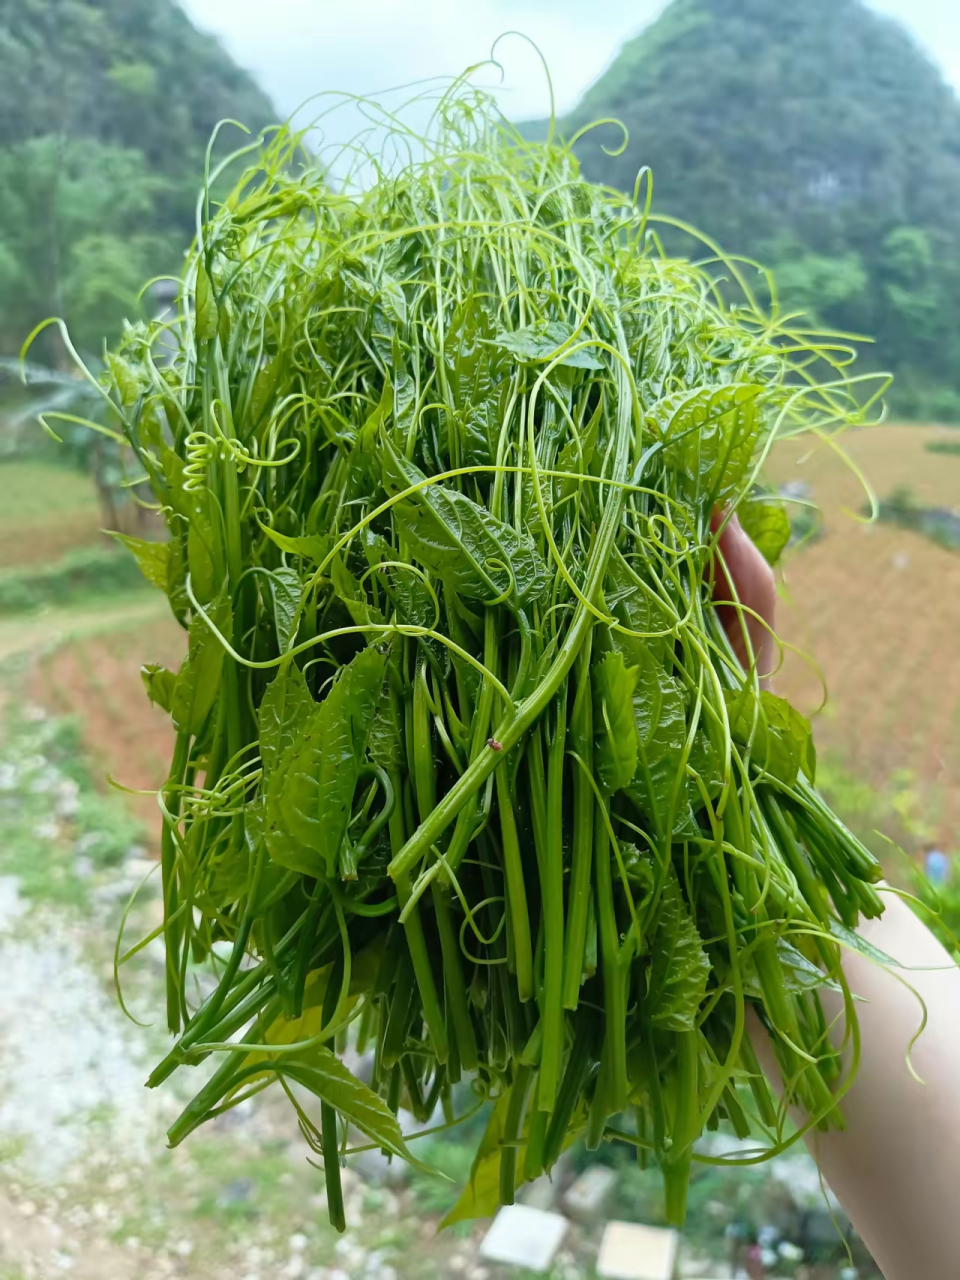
left=0, top=0, right=274, bottom=359
left=524, top=0, right=960, bottom=421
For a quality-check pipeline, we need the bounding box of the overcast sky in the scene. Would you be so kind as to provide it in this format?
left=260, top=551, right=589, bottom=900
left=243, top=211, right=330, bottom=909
left=181, top=0, right=960, bottom=147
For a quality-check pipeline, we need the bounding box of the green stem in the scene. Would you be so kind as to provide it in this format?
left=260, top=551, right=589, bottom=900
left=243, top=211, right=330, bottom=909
left=499, top=1063, right=532, bottom=1206
left=496, top=761, right=534, bottom=1002
left=161, top=731, right=190, bottom=1033
left=387, top=401, right=635, bottom=884
left=538, top=692, right=567, bottom=1113
left=563, top=639, right=594, bottom=1009
left=432, top=880, right=478, bottom=1069
left=322, top=1102, right=345, bottom=1232
left=594, top=796, right=627, bottom=1114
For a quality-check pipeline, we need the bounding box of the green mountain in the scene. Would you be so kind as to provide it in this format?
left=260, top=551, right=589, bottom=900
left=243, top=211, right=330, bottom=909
left=525, top=0, right=960, bottom=420
left=0, top=0, right=275, bottom=355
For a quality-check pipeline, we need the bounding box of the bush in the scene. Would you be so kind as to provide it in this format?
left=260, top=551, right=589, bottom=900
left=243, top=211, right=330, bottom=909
left=74, top=790, right=146, bottom=867
left=0, top=546, right=151, bottom=615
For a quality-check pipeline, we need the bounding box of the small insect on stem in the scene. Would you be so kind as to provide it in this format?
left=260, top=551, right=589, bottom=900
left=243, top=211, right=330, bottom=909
left=487, top=737, right=503, bottom=752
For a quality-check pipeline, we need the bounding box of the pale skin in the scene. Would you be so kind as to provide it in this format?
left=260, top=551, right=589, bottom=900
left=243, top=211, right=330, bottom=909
left=714, top=512, right=960, bottom=1280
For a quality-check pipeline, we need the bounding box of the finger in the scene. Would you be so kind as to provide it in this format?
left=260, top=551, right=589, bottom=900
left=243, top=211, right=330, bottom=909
left=710, top=509, right=777, bottom=685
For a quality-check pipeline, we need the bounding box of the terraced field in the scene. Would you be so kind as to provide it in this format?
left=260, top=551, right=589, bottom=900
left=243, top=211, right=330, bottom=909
left=768, top=424, right=960, bottom=850
left=0, top=459, right=105, bottom=567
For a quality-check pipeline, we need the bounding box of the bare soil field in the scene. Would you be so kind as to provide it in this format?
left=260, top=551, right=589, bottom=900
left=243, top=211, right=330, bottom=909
left=32, top=611, right=184, bottom=838
left=0, top=460, right=106, bottom=568
left=769, top=424, right=960, bottom=848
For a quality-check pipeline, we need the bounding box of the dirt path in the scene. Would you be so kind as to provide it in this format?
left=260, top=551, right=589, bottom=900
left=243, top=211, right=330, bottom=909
left=0, top=596, right=167, bottom=665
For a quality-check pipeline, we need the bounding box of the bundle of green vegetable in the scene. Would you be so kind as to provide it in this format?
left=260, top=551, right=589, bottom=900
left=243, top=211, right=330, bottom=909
left=49, top=90, right=891, bottom=1229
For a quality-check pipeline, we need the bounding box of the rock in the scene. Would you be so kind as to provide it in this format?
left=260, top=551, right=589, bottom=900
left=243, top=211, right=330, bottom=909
left=289, top=1233, right=309, bottom=1253
left=521, top=1173, right=559, bottom=1212
left=596, top=1221, right=679, bottom=1280
left=562, top=1165, right=617, bottom=1221
left=218, top=1178, right=256, bottom=1208
left=480, top=1205, right=569, bottom=1273
left=348, top=1145, right=409, bottom=1187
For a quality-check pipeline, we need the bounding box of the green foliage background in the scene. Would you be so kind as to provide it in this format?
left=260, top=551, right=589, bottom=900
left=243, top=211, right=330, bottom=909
left=524, top=0, right=960, bottom=421
left=0, top=0, right=274, bottom=357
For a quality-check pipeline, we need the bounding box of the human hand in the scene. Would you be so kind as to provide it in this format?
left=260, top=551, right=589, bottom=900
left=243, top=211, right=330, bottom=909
left=710, top=509, right=777, bottom=687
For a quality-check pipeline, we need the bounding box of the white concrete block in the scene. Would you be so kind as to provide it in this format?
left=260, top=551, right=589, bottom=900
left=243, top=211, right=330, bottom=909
left=562, top=1164, right=617, bottom=1220
left=479, top=1203, right=569, bottom=1272
left=596, top=1220, right=679, bottom=1280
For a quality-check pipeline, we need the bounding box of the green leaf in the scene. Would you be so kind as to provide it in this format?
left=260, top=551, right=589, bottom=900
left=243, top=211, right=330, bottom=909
left=249, top=355, right=281, bottom=427
left=593, top=651, right=639, bottom=795
left=264, top=646, right=387, bottom=878
left=171, top=593, right=231, bottom=735
left=490, top=320, right=604, bottom=370
left=258, top=521, right=332, bottom=562
left=738, top=496, right=791, bottom=566
left=166, top=529, right=189, bottom=625
left=556, top=399, right=602, bottom=500
left=258, top=661, right=314, bottom=777
left=686, top=728, right=725, bottom=803
left=652, top=384, right=762, bottom=506
left=187, top=513, right=218, bottom=605
left=382, top=442, right=548, bottom=609
left=269, top=566, right=302, bottom=654
left=445, top=300, right=506, bottom=467
left=110, top=532, right=168, bottom=591
left=140, top=662, right=176, bottom=714
left=646, top=871, right=710, bottom=1031
left=829, top=919, right=901, bottom=969
left=368, top=685, right=405, bottom=772
left=358, top=373, right=393, bottom=466
left=106, top=352, right=141, bottom=407
left=439, top=1093, right=510, bottom=1227
left=605, top=549, right=673, bottom=667
left=280, top=1047, right=413, bottom=1160
left=626, top=661, right=688, bottom=839
left=330, top=554, right=386, bottom=631
left=621, top=841, right=655, bottom=895
left=195, top=262, right=218, bottom=343
left=392, top=368, right=417, bottom=451
left=776, top=940, right=842, bottom=994
left=725, top=688, right=815, bottom=786
left=735, top=938, right=843, bottom=1000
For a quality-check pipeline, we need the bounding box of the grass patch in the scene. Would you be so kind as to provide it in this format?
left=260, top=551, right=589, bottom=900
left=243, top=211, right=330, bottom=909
left=0, top=460, right=98, bottom=521
left=0, top=459, right=104, bottom=569
left=0, top=546, right=152, bottom=616
left=0, top=709, right=147, bottom=906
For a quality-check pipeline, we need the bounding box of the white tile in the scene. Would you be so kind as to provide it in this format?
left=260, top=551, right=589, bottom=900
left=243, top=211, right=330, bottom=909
left=562, top=1165, right=617, bottom=1219
left=479, top=1203, right=569, bottom=1272
left=596, top=1221, right=679, bottom=1280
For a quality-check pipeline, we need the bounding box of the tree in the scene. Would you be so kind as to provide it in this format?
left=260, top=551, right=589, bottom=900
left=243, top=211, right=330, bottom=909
left=523, top=0, right=960, bottom=419
left=0, top=0, right=275, bottom=358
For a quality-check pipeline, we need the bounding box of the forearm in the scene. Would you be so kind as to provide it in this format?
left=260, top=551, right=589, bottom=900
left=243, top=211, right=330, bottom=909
left=752, top=893, right=960, bottom=1279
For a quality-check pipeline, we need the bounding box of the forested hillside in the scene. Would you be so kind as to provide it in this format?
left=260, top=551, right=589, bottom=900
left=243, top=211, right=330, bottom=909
left=525, top=0, right=960, bottom=420
left=0, top=0, right=275, bottom=356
